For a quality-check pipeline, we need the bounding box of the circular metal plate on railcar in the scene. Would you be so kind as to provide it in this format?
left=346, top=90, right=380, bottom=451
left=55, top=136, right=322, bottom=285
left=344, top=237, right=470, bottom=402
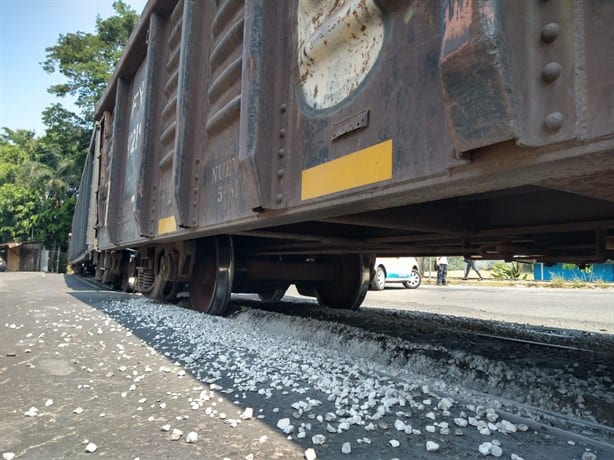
left=297, top=0, right=384, bottom=110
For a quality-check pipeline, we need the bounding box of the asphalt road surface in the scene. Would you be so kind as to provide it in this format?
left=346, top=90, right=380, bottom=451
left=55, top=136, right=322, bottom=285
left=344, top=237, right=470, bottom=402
left=1, top=273, right=305, bottom=459
left=358, top=283, right=614, bottom=334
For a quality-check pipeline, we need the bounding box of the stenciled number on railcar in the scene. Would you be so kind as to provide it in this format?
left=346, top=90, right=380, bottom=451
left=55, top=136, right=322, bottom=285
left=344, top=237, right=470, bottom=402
left=216, top=182, right=239, bottom=203
left=127, top=122, right=142, bottom=157
left=211, top=156, right=239, bottom=204
left=127, top=81, right=145, bottom=157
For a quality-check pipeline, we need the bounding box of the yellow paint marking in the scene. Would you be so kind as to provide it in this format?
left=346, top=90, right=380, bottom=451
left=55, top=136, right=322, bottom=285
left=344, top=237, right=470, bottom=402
left=301, top=139, right=393, bottom=200
left=158, top=216, right=177, bottom=234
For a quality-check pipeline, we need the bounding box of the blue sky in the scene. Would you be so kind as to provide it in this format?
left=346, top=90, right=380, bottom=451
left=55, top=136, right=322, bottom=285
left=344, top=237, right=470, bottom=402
left=0, top=0, right=147, bottom=136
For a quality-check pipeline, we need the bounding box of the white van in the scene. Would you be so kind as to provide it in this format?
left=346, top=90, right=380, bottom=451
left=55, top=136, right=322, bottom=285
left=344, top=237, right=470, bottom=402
left=370, top=257, right=421, bottom=290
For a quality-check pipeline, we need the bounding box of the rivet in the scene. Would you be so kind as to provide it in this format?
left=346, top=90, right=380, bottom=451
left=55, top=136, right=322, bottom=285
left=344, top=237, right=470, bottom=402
left=278, top=148, right=286, bottom=158
left=279, top=128, right=286, bottom=138
left=541, top=22, right=560, bottom=43
left=276, top=194, right=283, bottom=202
left=543, top=112, right=564, bottom=131
left=280, top=104, right=287, bottom=113
left=277, top=169, right=284, bottom=178
left=542, top=62, right=562, bottom=82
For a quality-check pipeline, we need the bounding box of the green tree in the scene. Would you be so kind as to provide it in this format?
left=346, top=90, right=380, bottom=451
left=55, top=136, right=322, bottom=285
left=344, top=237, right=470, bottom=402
left=0, top=129, right=60, bottom=244
left=42, top=1, right=139, bottom=118
left=37, top=0, right=139, bottom=259
left=40, top=104, right=90, bottom=192
left=0, top=128, right=44, bottom=188
left=0, top=183, right=40, bottom=242
left=1, top=1, right=138, bottom=271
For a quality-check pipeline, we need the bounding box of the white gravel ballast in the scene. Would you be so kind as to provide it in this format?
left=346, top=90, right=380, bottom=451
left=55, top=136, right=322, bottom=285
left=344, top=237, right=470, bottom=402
left=92, top=296, right=613, bottom=459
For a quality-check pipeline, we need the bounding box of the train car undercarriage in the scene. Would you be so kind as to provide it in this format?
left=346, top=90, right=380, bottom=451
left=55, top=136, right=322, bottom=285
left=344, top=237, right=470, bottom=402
left=81, top=182, right=614, bottom=316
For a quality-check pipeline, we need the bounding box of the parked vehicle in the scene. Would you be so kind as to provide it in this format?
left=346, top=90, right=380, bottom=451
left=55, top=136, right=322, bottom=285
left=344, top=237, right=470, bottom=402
left=69, top=0, right=614, bottom=315
left=371, top=258, right=421, bottom=291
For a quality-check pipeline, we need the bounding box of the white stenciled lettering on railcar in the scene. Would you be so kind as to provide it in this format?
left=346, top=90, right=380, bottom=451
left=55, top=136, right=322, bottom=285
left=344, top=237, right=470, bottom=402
left=125, top=62, right=147, bottom=207
left=297, top=0, right=384, bottom=110
left=211, top=156, right=239, bottom=183
left=216, top=181, right=239, bottom=203
left=128, top=79, right=145, bottom=157
left=130, top=83, right=144, bottom=119
left=210, top=156, right=240, bottom=203
left=127, top=122, right=142, bottom=156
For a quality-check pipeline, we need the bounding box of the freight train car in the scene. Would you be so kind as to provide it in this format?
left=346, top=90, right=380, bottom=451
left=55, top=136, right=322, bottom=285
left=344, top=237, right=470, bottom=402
left=69, top=0, right=614, bottom=314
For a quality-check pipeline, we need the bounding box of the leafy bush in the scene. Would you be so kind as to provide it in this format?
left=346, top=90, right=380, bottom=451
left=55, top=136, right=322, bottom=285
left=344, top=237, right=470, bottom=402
left=550, top=276, right=566, bottom=288
left=560, top=263, right=598, bottom=282
left=490, top=262, right=527, bottom=280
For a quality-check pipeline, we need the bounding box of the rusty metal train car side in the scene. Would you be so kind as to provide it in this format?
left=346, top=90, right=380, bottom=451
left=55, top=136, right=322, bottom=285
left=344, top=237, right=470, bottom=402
left=69, top=0, right=614, bottom=314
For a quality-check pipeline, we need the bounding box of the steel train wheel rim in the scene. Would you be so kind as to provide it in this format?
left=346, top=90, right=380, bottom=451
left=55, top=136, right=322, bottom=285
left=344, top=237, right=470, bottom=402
left=315, top=255, right=370, bottom=310
left=161, top=281, right=178, bottom=302
left=189, top=236, right=234, bottom=315
left=148, top=275, right=175, bottom=302
left=145, top=251, right=177, bottom=302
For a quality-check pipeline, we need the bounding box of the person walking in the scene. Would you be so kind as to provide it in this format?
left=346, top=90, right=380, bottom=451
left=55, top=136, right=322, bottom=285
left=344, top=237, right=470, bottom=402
left=463, top=258, right=483, bottom=280
left=436, top=256, right=448, bottom=285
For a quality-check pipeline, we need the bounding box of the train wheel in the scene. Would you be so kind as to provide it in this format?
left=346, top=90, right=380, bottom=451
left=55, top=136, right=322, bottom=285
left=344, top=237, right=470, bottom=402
left=118, top=253, right=135, bottom=292
left=296, top=283, right=317, bottom=297
left=101, top=267, right=114, bottom=285
left=147, top=278, right=178, bottom=302
left=146, top=251, right=178, bottom=302
left=189, top=236, right=234, bottom=315
left=148, top=276, right=177, bottom=302
left=257, top=285, right=289, bottom=303
left=160, top=280, right=179, bottom=302
left=315, top=254, right=371, bottom=310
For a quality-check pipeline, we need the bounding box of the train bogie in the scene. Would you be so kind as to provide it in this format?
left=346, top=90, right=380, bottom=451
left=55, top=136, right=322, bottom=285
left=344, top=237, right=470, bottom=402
left=69, top=0, right=614, bottom=314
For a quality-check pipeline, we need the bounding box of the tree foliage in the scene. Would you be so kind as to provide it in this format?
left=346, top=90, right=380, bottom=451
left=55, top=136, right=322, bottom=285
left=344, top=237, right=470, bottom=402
left=42, top=1, right=139, bottom=117
left=0, top=128, right=70, bottom=247
left=0, top=183, right=39, bottom=242
left=40, top=104, right=91, bottom=192
left=0, top=2, right=138, bottom=270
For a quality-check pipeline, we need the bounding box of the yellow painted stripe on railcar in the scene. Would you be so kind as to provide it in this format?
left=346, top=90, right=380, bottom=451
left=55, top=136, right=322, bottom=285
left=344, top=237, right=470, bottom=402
left=157, top=216, right=177, bottom=234
left=301, top=139, right=393, bottom=201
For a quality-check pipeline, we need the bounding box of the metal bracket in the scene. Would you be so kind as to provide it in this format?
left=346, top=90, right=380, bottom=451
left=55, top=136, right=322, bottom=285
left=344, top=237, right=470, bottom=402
left=332, top=110, right=369, bottom=141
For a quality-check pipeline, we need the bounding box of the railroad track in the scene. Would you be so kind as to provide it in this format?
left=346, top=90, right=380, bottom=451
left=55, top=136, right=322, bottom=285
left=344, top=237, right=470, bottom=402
left=439, top=327, right=596, bottom=354
left=244, top=295, right=612, bottom=356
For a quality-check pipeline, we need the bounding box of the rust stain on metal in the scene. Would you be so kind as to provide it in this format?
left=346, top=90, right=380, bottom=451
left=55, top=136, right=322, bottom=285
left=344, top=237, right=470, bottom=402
left=297, top=0, right=384, bottom=109
left=442, top=0, right=474, bottom=50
